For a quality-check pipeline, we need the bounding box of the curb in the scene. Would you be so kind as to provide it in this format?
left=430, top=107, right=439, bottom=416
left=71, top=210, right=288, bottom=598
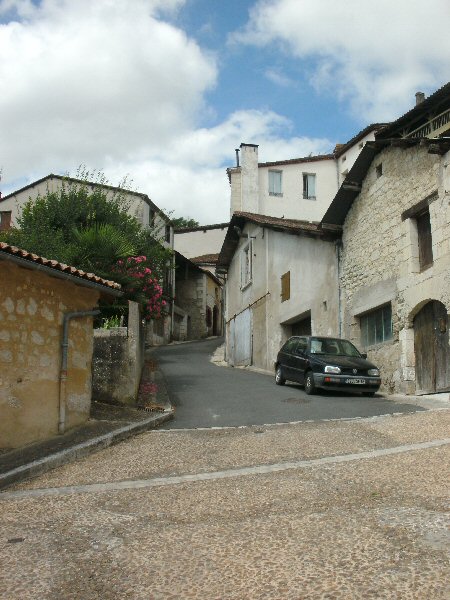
left=0, top=409, right=174, bottom=490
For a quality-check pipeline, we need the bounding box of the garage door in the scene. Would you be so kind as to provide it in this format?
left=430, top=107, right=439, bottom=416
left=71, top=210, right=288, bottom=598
left=230, top=308, right=252, bottom=367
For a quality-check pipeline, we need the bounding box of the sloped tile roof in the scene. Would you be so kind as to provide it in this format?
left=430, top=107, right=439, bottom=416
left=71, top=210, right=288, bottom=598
left=0, top=242, right=122, bottom=293
left=190, top=254, right=219, bottom=264
left=217, top=211, right=339, bottom=268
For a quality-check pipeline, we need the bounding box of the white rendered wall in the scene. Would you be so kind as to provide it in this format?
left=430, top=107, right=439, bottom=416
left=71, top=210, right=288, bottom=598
left=337, top=131, right=377, bottom=186
left=257, top=159, right=338, bottom=222
left=225, top=222, right=339, bottom=371
left=174, top=226, right=228, bottom=259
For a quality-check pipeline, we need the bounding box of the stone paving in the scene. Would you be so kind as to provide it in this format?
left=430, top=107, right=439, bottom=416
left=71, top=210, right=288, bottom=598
left=0, top=409, right=449, bottom=599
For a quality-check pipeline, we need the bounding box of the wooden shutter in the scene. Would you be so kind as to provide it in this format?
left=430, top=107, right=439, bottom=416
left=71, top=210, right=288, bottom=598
left=281, top=271, right=290, bottom=302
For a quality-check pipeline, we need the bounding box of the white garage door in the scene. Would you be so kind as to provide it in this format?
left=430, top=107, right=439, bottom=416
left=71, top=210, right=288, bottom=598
left=232, top=308, right=252, bottom=367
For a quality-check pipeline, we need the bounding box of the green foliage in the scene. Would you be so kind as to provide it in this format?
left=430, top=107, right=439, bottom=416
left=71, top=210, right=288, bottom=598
left=171, top=216, right=200, bottom=229
left=0, top=168, right=173, bottom=320
left=68, top=224, right=137, bottom=277
left=101, top=315, right=122, bottom=329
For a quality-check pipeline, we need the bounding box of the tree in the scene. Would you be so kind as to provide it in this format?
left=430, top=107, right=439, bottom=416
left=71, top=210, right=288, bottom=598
left=0, top=169, right=172, bottom=321
left=171, top=216, right=200, bottom=229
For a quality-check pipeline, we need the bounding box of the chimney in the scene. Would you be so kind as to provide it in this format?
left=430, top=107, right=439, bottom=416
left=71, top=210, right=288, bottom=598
left=239, top=143, right=259, bottom=214
left=415, top=91, right=426, bottom=106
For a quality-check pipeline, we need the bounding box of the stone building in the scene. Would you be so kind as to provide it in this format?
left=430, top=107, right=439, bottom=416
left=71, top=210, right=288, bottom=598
left=0, top=174, right=177, bottom=344
left=322, top=82, right=450, bottom=394
left=174, top=252, right=222, bottom=341
left=0, top=242, right=121, bottom=449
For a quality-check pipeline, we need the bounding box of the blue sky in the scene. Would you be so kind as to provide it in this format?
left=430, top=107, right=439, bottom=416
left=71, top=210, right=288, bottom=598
left=1, top=0, right=449, bottom=223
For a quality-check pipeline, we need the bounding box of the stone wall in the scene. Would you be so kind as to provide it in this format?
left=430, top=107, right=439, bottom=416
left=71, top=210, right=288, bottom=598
left=175, top=267, right=207, bottom=340
left=340, top=145, right=449, bottom=393
left=0, top=261, right=99, bottom=449
left=92, top=301, right=144, bottom=405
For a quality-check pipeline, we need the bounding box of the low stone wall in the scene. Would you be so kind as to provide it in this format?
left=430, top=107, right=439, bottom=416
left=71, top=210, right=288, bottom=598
left=92, top=302, right=144, bottom=405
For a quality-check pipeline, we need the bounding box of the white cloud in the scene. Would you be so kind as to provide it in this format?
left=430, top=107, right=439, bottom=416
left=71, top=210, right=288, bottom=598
left=0, top=0, right=334, bottom=225
left=231, top=0, right=450, bottom=121
left=104, top=110, right=332, bottom=223
left=0, top=0, right=216, bottom=182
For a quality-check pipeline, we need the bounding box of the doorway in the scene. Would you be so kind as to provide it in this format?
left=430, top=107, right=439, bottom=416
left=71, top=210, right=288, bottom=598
left=291, top=315, right=312, bottom=336
left=414, top=300, right=450, bottom=393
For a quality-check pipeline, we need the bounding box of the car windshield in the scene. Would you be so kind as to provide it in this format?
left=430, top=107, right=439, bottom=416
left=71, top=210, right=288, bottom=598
left=309, top=337, right=362, bottom=357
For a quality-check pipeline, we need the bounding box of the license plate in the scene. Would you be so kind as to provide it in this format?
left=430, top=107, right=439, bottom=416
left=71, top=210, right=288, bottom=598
left=345, top=378, right=366, bottom=385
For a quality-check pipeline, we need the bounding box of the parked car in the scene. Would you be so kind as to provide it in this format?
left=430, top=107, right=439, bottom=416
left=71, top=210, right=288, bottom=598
left=275, top=336, right=381, bottom=396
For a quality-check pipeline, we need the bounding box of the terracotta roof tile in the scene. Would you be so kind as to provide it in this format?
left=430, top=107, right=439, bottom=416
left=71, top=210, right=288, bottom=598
left=0, top=242, right=121, bottom=291
left=190, top=254, right=219, bottom=264
left=233, top=211, right=319, bottom=232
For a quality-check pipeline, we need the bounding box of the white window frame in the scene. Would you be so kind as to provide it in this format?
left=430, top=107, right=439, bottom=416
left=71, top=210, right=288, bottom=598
left=241, top=240, right=253, bottom=289
left=302, top=173, right=316, bottom=200
left=268, top=170, right=283, bottom=196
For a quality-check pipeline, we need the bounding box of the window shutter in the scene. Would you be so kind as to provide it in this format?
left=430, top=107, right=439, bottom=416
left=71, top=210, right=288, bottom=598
left=281, top=271, right=290, bottom=302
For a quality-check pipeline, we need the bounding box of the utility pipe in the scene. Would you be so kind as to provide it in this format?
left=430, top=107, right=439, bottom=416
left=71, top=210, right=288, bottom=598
left=59, top=309, right=100, bottom=434
left=335, top=240, right=343, bottom=338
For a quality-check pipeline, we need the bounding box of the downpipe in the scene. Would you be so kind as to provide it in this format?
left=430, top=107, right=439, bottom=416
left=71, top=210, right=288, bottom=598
left=59, top=309, right=100, bottom=434
left=335, top=240, right=343, bottom=338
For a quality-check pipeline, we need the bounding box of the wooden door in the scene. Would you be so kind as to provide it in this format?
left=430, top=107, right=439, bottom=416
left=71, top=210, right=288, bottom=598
left=414, top=301, right=450, bottom=393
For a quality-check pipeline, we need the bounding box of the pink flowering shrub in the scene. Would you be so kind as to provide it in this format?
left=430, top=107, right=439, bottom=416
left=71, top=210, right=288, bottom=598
left=115, top=255, right=167, bottom=320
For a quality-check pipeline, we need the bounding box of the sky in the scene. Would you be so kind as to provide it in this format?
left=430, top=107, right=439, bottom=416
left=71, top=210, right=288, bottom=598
left=1, top=0, right=449, bottom=224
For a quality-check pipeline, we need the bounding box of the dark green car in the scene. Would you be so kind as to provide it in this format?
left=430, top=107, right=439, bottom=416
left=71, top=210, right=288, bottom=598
left=275, top=336, right=381, bottom=396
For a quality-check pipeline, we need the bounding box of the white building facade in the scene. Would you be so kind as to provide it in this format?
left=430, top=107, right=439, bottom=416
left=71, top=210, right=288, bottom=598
left=218, top=213, right=340, bottom=371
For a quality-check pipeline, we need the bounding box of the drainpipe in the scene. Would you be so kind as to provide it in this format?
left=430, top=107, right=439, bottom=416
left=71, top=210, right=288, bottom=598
left=335, top=240, right=343, bottom=338
left=59, top=309, right=100, bottom=434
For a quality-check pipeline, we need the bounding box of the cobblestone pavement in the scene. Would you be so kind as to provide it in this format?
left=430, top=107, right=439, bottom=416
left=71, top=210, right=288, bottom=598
left=1, top=410, right=449, bottom=599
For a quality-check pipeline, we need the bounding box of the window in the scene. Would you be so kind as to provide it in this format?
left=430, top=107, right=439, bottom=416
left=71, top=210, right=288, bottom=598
left=375, top=163, right=383, bottom=178
left=0, top=211, right=12, bottom=231
left=206, top=306, right=212, bottom=327
left=416, top=208, right=433, bottom=270
left=281, top=271, right=290, bottom=302
left=241, top=240, right=253, bottom=288
left=165, top=224, right=171, bottom=243
left=360, top=304, right=393, bottom=346
left=303, top=173, right=316, bottom=199
left=269, top=170, right=282, bottom=196
left=401, top=194, right=436, bottom=273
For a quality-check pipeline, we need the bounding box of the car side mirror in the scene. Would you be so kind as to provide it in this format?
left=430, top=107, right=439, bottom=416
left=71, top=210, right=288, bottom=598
left=361, top=353, right=367, bottom=359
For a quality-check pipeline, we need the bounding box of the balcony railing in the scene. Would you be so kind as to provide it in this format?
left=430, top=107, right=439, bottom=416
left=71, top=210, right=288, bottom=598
left=407, top=107, right=450, bottom=138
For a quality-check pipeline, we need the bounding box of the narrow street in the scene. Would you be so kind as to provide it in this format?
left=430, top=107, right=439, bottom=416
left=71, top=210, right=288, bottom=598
left=1, top=340, right=449, bottom=599
left=153, top=338, right=425, bottom=429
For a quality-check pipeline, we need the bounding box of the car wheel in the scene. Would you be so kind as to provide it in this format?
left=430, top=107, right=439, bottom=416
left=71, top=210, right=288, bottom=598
left=366, top=392, right=376, bottom=397
left=275, top=365, right=286, bottom=386
left=304, top=371, right=316, bottom=395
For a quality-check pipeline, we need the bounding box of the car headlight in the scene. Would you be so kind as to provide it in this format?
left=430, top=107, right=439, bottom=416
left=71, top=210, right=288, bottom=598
left=324, top=365, right=341, bottom=374
left=368, top=368, right=380, bottom=377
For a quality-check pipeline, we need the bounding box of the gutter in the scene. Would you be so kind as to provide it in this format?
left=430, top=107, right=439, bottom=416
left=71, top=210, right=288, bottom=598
left=59, top=309, right=100, bottom=434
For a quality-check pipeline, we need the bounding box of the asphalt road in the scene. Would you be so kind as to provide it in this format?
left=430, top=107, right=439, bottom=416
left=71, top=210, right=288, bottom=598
left=152, top=337, right=423, bottom=429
